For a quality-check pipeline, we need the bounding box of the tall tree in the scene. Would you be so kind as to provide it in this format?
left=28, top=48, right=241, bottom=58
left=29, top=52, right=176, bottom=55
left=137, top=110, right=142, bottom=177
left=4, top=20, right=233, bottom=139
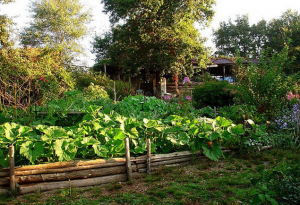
left=0, top=0, right=15, bottom=48
left=21, top=0, right=91, bottom=65
left=213, top=15, right=267, bottom=58
left=94, top=0, right=215, bottom=96
left=266, top=10, right=300, bottom=74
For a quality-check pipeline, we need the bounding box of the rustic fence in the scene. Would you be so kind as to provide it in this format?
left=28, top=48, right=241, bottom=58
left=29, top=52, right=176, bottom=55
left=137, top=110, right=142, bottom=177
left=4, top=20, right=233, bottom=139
left=0, top=138, right=231, bottom=195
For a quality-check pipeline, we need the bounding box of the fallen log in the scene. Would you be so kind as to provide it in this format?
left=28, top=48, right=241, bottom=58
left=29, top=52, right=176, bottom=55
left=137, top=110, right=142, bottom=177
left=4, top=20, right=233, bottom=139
left=16, top=166, right=127, bottom=184
left=15, top=161, right=126, bottom=176
left=15, top=158, right=126, bottom=171
left=19, top=173, right=142, bottom=195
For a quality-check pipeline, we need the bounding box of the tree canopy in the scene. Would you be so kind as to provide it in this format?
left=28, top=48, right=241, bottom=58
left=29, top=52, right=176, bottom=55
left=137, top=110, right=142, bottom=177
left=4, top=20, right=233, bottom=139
left=20, top=0, right=91, bottom=65
left=94, top=0, right=215, bottom=95
left=0, top=0, right=15, bottom=48
left=213, top=10, right=300, bottom=74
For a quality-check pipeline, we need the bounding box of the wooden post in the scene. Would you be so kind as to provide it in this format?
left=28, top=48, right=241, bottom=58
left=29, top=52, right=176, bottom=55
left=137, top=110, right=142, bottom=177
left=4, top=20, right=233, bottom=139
left=114, top=81, right=117, bottom=102
left=28, top=80, right=31, bottom=117
left=214, top=106, right=217, bottom=118
left=14, top=83, right=17, bottom=118
left=154, top=110, right=157, bottom=118
left=124, top=138, right=133, bottom=181
left=297, top=110, right=300, bottom=137
left=104, top=64, right=107, bottom=75
left=147, top=139, right=151, bottom=174
left=9, top=145, right=16, bottom=194
left=223, top=66, right=226, bottom=81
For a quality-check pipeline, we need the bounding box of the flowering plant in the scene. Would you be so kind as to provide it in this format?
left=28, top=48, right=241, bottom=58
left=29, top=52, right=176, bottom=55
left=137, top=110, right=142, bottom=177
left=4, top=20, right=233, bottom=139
left=183, top=77, right=190, bottom=84
left=276, top=103, right=299, bottom=129
left=164, top=95, right=171, bottom=100
left=186, top=95, right=192, bottom=101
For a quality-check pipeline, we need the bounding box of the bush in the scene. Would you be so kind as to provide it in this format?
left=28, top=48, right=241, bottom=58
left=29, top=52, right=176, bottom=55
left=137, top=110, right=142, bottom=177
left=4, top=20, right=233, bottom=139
left=74, top=71, right=132, bottom=101
left=234, top=46, right=295, bottom=121
left=84, top=83, right=109, bottom=100
left=193, top=81, right=235, bottom=109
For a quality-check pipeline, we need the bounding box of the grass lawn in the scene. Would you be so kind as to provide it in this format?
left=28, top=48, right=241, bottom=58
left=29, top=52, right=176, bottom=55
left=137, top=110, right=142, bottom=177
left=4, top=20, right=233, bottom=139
left=1, top=148, right=300, bottom=205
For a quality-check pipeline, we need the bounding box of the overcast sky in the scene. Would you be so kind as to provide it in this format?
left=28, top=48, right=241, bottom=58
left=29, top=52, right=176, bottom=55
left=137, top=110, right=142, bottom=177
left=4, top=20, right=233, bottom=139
left=1, top=0, right=300, bottom=66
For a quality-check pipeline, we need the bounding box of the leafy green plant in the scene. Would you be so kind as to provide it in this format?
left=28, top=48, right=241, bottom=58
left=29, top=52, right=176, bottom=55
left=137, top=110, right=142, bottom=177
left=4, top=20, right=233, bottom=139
left=193, top=81, right=235, bottom=109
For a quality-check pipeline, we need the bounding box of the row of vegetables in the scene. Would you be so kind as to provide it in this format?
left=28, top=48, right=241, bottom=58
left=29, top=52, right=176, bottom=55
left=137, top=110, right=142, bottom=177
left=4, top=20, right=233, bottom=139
left=0, top=103, right=246, bottom=168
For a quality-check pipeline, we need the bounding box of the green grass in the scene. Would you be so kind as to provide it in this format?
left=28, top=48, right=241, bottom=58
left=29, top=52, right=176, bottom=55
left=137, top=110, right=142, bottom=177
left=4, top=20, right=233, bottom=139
left=1, top=148, right=299, bottom=205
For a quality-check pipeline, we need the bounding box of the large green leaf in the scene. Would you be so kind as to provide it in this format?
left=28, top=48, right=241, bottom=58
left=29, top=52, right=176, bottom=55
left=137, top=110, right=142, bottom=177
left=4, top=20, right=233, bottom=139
left=229, top=124, right=245, bottom=135
left=20, top=141, right=44, bottom=164
left=202, top=143, right=223, bottom=161
left=215, top=116, right=232, bottom=127
left=54, top=139, right=77, bottom=161
left=93, top=144, right=108, bottom=157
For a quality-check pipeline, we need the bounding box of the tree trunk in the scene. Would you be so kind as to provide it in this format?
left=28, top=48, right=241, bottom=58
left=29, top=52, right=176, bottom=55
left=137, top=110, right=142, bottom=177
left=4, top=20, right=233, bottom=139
left=155, top=71, right=161, bottom=98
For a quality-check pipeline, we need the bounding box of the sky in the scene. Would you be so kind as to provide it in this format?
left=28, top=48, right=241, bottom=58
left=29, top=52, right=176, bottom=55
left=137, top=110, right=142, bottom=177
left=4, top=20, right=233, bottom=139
left=1, top=0, right=300, bottom=66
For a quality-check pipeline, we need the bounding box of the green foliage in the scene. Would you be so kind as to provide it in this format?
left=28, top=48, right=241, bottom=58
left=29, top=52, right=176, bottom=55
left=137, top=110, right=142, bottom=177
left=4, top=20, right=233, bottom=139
left=0, top=96, right=245, bottom=166
left=250, top=163, right=300, bottom=204
left=84, top=83, right=109, bottom=100
left=213, top=15, right=267, bottom=58
left=193, top=81, right=235, bottom=108
left=95, top=0, right=215, bottom=93
left=74, top=71, right=132, bottom=100
left=214, top=10, right=300, bottom=74
left=21, top=0, right=91, bottom=65
left=234, top=46, right=294, bottom=121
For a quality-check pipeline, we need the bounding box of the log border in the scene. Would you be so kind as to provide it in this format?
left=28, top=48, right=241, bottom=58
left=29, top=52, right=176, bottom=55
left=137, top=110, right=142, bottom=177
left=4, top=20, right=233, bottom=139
left=1, top=139, right=269, bottom=195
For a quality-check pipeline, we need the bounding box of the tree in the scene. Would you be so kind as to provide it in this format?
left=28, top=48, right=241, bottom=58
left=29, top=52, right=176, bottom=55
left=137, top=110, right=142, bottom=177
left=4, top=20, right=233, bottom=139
left=20, top=0, right=91, bottom=65
left=94, top=0, right=215, bottom=96
left=213, top=15, right=267, bottom=58
left=266, top=10, right=300, bottom=74
left=0, top=0, right=15, bottom=48
left=213, top=10, right=300, bottom=74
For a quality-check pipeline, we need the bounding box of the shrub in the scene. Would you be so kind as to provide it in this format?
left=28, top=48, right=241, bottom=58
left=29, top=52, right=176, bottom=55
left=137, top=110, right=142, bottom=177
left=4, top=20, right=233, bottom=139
left=193, top=81, right=235, bottom=109
left=84, top=83, right=109, bottom=100
left=234, top=46, right=295, bottom=121
left=74, top=71, right=132, bottom=101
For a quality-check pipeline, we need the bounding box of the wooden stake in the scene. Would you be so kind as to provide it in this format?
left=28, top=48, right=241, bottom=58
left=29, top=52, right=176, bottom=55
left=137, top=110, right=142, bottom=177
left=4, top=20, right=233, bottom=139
left=114, top=81, right=116, bottom=102
left=214, top=106, right=217, bottom=118
left=147, top=139, right=151, bottom=174
left=9, top=145, right=15, bottom=194
left=124, top=138, right=133, bottom=182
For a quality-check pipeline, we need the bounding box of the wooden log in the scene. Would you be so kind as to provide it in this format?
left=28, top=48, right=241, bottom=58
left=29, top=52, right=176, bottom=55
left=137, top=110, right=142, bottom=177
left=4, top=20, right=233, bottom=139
left=19, top=173, right=143, bottom=195
left=19, top=174, right=128, bottom=195
left=138, top=161, right=191, bottom=173
left=0, top=178, right=9, bottom=186
left=15, top=158, right=126, bottom=171
left=0, top=171, right=9, bottom=177
left=125, top=138, right=133, bottom=181
left=15, top=161, right=126, bottom=176
left=16, top=166, right=127, bottom=184
left=146, top=139, right=151, bottom=174
left=9, top=145, right=15, bottom=194
left=150, top=157, right=192, bottom=167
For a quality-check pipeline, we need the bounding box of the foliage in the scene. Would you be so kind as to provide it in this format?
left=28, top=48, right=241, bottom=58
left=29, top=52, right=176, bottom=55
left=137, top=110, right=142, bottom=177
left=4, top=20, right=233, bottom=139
left=74, top=71, right=132, bottom=100
left=213, top=10, right=300, bottom=74
left=213, top=15, right=267, bottom=58
left=94, top=0, right=215, bottom=94
left=0, top=95, right=246, bottom=166
left=250, top=163, right=300, bottom=205
left=20, top=0, right=91, bottom=65
left=193, top=81, right=235, bottom=109
left=266, top=10, right=300, bottom=74
left=0, top=47, right=74, bottom=112
left=234, top=46, right=295, bottom=121
left=83, top=83, right=109, bottom=100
